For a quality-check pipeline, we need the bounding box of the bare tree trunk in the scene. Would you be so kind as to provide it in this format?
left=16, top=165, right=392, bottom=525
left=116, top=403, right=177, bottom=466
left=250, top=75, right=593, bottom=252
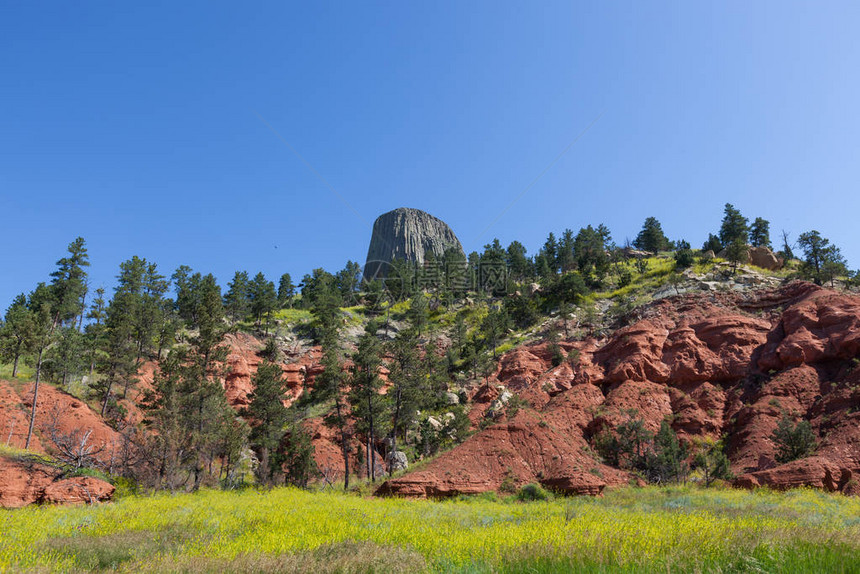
left=100, top=377, right=114, bottom=418
left=334, top=399, right=350, bottom=490
left=25, top=347, right=45, bottom=450
left=12, top=351, right=19, bottom=378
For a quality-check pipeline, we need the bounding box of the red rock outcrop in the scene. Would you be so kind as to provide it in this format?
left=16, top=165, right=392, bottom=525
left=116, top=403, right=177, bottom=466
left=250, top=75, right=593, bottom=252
left=0, top=456, right=114, bottom=508
left=379, top=282, right=860, bottom=497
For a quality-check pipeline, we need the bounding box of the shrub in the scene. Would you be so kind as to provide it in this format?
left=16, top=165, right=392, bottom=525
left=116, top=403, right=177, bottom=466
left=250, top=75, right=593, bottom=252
left=772, top=415, right=818, bottom=463
left=674, top=247, right=694, bottom=269
left=516, top=483, right=550, bottom=502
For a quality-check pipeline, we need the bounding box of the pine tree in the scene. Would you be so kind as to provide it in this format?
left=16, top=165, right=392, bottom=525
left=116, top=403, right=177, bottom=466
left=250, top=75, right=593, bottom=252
left=750, top=217, right=772, bottom=248
left=633, top=217, right=670, bottom=253
left=283, top=420, right=317, bottom=488
left=48, top=327, right=85, bottom=389
left=702, top=233, right=722, bottom=253
left=224, top=271, right=251, bottom=324
left=771, top=414, right=817, bottom=463
left=277, top=273, right=295, bottom=309
left=541, top=233, right=559, bottom=274
left=406, top=290, right=428, bottom=337
left=797, top=230, right=848, bottom=286
left=719, top=203, right=749, bottom=247
left=249, top=272, right=277, bottom=333
left=0, top=294, right=30, bottom=378
left=243, top=360, right=289, bottom=485
left=24, top=284, right=55, bottom=449
left=349, top=331, right=386, bottom=481
left=574, top=225, right=611, bottom=282
left=480, top=307, right=510, bottom=359
left=558, top=229, right=576, bottom=272
left=335, top=261, right=362, bottom=305
left=49, top=237, right=90, bottom=329
left=386, top=327, right=424, bottom=473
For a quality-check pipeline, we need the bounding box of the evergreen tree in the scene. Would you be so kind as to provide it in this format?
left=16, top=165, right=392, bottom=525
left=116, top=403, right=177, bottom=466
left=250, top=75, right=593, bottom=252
left=674, top=240, right=694, bottom=268
left=243, top=360, right=290, bottom=485
left=797, top=230, right=848, bottom=286
left=84, top=287, right=107, bottom=377
left=644, top=421, right=689, bottom=484
left=725, top=237, right=748, bottom=273
left=283, top=420, right=317, bottom=488
left=693, top=440, right=732, bottom=486
left=172, top=265, right=201, bottom=325
left=335, top=261, right=362, bottom=306
left=541, top=232, right=559, bottom=274
left=633, top=217, right=670, bottom=253
left=47, top=327, right=85, bottom=389
left=315, top=331, right=351, bottom=489
left=24, top=284, right=55, bottom=449
left=277, top=273, right=295, bottom=308
left=719, top=203, right=749, bottom=247
left=771, top=414, right=817, bottom=463
left=224, top=271, right=251, bottom=324
left=406, top=290, right=428, bottom=337
left=49, top=237, right=90, bottom=329
left=702, top=233, right=722, bottom=253
left=574, top=225, right=611, bottom=283
left=480, top=307, right=510, bottom=359
left=558, top=229, right=576, bottom=272
left=348, top=331, right=386, bottom=481
left=249, top=272, right=277, bottom=332
left=505, top=241, right=532, bottom=281
left=780, top=230, right=795, bottom=260
left=750, top=217, right=772, bottom=248
left=143, top=348, right=192, bottom=490
left=0, top=294, right=30, bottom=378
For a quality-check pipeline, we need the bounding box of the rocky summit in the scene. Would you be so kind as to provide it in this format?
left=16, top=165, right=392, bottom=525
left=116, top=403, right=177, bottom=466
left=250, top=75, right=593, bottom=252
left=363, top=207, right=464, bottom=280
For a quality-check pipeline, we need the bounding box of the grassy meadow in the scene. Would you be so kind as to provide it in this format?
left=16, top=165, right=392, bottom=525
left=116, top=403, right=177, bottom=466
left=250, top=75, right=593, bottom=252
left=1, top=486, right=859, bottom=573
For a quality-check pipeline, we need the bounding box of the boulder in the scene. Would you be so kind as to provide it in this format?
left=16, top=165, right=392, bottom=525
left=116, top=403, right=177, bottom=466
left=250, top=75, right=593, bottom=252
left=749, top=246, right=781, bottom=270
left=387, top=451, right=409, bottom=473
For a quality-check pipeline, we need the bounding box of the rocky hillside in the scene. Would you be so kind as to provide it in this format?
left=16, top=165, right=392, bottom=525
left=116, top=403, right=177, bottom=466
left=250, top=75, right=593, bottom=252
left=363, top=207, right=464, bottom=280
left=379, top=281, right=860, bottom=497
left=3, top=277, right=859, bottom=507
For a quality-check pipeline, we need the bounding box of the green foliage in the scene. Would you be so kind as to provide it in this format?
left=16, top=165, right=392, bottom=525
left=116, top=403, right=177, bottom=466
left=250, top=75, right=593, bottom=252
left=719, top=203, right=749, bottom=246
left=504, top=293, right=540, bottom=329
left=643, top=420, right=689, bottom=484
left=284, top=422, right=318, bottom=488
left=750, top=217, right=772, bottom=248
left=242, top=361, right=290, bottom=485
left=702, top=233, right=722, bottom=253
left=772, top=414, right=818, bottom=463
left=2, top=487, right=859, bottom=573
left=692, top=440, right=733, bottom=486
left=223, top=270, right=251, bottom=324
left=277, top=272, right=295, bottom=308
left=797, top=230, right=848, bottom=286
left=516, top=483, right=550, bottom=502
left=673, top=241, right=694, bottom=269
left=634, top=217, right=670, bottom=253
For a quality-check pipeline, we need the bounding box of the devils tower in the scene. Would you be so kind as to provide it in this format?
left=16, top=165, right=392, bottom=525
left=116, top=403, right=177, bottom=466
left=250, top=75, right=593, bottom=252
left=363, top=207, right=464, bottom=280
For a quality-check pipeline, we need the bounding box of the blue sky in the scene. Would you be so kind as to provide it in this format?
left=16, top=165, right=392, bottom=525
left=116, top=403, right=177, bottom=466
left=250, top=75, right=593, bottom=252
left=1, top=1, right=858, bottom=307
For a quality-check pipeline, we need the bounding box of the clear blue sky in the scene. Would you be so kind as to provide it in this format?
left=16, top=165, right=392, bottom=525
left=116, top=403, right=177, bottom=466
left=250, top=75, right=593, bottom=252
left=2, top=1, right=858, bottom=307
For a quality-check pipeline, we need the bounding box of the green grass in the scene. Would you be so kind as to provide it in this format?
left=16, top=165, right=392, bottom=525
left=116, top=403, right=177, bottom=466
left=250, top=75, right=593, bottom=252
left=272, top=308, right=313, bottom=324
left=0, top=362, right=34, bottom=381
left=1, top=485, right=858, bottom=573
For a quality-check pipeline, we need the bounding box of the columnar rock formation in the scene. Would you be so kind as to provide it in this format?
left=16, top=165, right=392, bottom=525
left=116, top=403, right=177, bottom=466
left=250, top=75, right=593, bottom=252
left=364, top=207, right=464, bottom=280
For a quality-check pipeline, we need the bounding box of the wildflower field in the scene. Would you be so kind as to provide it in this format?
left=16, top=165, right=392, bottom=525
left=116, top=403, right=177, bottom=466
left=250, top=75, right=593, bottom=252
left=1, top=486, right=859, bottom=573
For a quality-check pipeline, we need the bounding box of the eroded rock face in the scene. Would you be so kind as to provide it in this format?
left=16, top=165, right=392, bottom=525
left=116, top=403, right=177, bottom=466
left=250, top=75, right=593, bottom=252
left=0, top=457, right=114, bottom=508
left=364, top=208, right=464, bottom=280
left=379, top=282, right=860, bottom=497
